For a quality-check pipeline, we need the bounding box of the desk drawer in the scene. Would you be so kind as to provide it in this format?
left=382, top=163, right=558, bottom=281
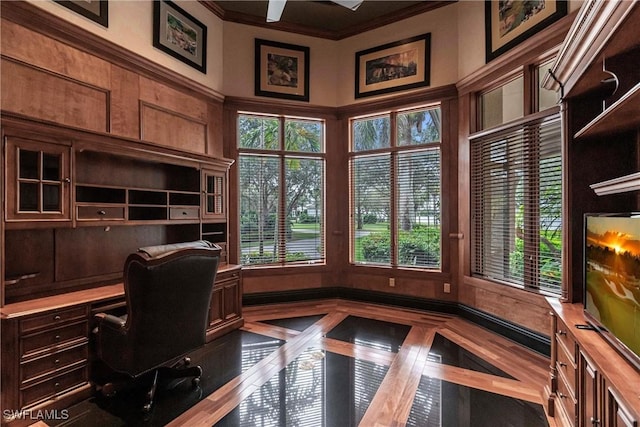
left=169, top=207, right=199, bottom=220
left=21, top=342, right=88, bottom=383
left=20, top=365, right=87, bottom=409
left=77, top=205, right=125, bottom=220
left=21, top=321, right=88, bottom=357
left=21, top=306, right=88, bottom=334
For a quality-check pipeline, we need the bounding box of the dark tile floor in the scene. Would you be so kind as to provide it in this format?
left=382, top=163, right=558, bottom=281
left=51, top=314, right=548, bottom=427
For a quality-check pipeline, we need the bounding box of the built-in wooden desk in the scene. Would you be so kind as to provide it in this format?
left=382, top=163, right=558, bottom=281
left=0, top=264, right=242, bottom=426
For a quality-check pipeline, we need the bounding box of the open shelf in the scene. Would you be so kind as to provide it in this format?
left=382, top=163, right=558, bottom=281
left=574, top=83, right=640, bottom=140
left=590, top=172, right=640, bottom=196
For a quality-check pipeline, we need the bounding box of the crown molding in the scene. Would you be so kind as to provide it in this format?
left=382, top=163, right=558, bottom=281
left=200, top=0, right=455, bottom=40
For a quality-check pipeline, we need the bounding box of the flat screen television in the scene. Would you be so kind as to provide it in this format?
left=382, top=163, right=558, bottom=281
left=584, top=213, right=640, bottom=371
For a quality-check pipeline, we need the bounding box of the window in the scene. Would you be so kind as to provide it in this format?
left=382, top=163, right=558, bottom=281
left=238, top=114, right=325, bottom=266
left=479, top=76, right=523, bottom=130
left=471, top=62, right=562, bottom=295
left=350, top=106, right=442, bottom=269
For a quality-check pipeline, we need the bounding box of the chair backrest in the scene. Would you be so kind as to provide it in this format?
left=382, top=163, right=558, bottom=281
left=122, top=240, right=220, bottom=371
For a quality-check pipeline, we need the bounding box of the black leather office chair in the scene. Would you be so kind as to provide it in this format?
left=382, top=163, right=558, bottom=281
left=93, top=240, right=220, bottom=412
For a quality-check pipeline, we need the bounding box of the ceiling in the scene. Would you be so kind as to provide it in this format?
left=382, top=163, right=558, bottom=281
left=201, top=1, right=455, bottom=40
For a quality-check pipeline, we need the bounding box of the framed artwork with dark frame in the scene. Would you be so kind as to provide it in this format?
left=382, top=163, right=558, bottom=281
left=355, top=33, right=431, bottom=99
left=485, top=0, right=567, bottom=63
left=153, top=0, right=207, bottom=73
left=255, top=39, right=310, bottom=102
left=55, top=0, right=108, bottom=27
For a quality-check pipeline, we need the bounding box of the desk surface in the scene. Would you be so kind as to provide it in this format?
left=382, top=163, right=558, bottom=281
left=1, top=264, right=240, bottom=319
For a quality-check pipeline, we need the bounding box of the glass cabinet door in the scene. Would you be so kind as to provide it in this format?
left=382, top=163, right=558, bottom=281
left=202, top=169, right=226, bottom=219
left=5, top=137, right=71, bottom=222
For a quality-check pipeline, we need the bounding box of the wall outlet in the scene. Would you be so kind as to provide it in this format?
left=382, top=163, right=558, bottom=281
left=444, top=282, right=451, bottom=293
left=389, top=278, right=395, bottom=287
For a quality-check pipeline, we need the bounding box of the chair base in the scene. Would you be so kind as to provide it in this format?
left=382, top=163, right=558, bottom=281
left=98, top=357, right=202, bottom=412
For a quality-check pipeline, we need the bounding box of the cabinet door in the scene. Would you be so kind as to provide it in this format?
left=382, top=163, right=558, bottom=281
left=607, top=388, right=638, bottom=427
left=581, top=353, right=601, bottom=427
left=5, top=137, right=71, bottom=222
left=201, top=169, right=226, bottom=220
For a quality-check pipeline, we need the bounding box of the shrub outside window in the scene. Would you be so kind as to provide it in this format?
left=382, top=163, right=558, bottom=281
left=350, top=106, right=442, bottom=270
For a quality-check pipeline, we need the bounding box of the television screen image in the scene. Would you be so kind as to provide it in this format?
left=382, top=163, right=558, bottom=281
left=584, top=213, right=640, bottom=366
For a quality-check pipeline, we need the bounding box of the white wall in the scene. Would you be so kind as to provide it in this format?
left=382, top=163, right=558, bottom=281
left=222, top=21, right=338, bottom=106
left=335, top=2, right=459, bottom=106
left=24, top=0, right=585, bottom=107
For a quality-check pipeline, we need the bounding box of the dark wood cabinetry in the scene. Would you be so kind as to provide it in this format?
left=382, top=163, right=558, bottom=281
left=1, top=115, right=242, bottom=424
left=547, top=300, right=639, bottom=427
left=543, top=2, right=640, bottom=426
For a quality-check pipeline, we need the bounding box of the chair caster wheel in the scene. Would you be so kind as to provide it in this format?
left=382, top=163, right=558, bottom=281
left=101, top=383, right=116, bottom=397
left=192, top=377, right=200, bottom=388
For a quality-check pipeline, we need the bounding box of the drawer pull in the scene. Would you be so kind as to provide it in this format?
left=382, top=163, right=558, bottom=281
left=98, top=210, right=106, bottom=215
left=54, top=359, right=60, bottom=365
left=558, top=392, right=566, bottom=399
left=54, top=335, right=61, bottom=341
left=53, top=315, right=61, bottom=321
left=559, top=362, right=566, bottom=367
left=54, top=382, right=60, bottom=388
left=590, top=417, right=600, bottom=425
left=558, top=330, right=566, bottom=336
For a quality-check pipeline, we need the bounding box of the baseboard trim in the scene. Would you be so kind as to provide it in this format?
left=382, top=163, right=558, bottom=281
left=243, top=287, right=550, bottom=357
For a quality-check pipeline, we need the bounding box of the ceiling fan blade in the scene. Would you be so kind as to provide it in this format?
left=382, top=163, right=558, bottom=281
left=331, top=0, right=363, bottom=11
left=267, top=0, right=287, bottom=22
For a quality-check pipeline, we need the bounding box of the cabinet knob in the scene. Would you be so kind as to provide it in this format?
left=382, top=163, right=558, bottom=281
left=558, top=392, right=566, bottom=399
left=559, top=362, right=566, bottom=367
left=64, top=177, right=71, bottom=183
left=53, top=315, right=61, bottom=321
left=54, top=382, right=60, bottom=388
left=591, top=417, right=600, bottom=425
left=54, top=335, right=61, bottom=341
left=54, top=359, right=60, bottom=365
left=558, top=330, right=566, bottom=336
left=98, top=210, right=106, bottom=215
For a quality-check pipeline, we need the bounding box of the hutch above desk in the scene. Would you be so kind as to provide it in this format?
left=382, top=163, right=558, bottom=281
left=1, top=114, right=242, bottom=424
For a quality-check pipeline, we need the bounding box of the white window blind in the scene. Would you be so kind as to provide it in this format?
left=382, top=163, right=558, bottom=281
left=239, top=114, right=325, bottom=266
left=471, top=115, right=562, bottom=294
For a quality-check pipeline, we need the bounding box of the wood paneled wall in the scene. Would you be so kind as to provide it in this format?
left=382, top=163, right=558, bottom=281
left=0, top=4, right=223, bottom=157
left=1, top=1, right=575, bottom=338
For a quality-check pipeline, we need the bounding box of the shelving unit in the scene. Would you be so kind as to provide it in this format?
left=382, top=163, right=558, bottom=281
left=542, top=1, right=640, bottom=426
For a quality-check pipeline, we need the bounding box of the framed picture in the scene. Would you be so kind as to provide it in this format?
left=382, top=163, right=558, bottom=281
left=255, top=39, right=310, bottom=102
left=485, top=0, right=567, bottom=62
left=153, top=0, right=207, bottom=73
left=55, top=1, right=108, bottom=27
left=355, top=33, right=430, bottom=99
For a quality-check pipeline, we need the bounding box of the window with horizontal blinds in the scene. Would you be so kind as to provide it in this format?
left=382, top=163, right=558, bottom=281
left=471, top=115, right=562, bottom=294
left=351, top=154, right=391, bottom=264
left=350, top=106, right=442, bottom=269
left=238, top=114, right=325, bottom=266
left=397, top=149, right=441, bottom=269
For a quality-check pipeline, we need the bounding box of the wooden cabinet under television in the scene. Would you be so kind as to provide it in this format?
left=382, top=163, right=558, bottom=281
left=546, top=300, right=639, bottom=427
left=542, top=2, right=640, bottom=427
left=0, top=114, right=242, bottom=424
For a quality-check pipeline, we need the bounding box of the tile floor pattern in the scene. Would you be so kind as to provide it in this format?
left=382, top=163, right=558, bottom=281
left=48, top=300, right=552, bottom=427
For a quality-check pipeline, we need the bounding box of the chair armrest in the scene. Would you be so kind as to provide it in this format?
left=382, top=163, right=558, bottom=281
left=94, top=313, right=126, bottom=333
